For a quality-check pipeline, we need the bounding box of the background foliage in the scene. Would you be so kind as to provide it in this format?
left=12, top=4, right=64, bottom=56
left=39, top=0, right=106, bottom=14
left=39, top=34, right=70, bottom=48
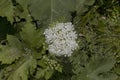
left=0, top=0, right=120, bottom=80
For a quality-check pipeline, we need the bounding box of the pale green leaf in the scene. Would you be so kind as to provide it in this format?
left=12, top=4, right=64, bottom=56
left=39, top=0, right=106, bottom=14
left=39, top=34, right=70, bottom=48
left=71, top=55, right=117, bottom=80
left=114, top=65, right=120, bottom=75
left=20, top=22, right=45, bottom=48
left=84, top=0, right=95, bottom=6
left=7, top=56, right=36, bottom=80
left=29, top=0, right=75, bottom=25
left=16, top=0, right=30, bottom=8
left=0, top=70, right=4, bottom=80
left=0, top=0, right=14, bottom=23
left=35, top=68, right=45, bottom=79
left=7, top=35, right=22, bottom=50
left=86, top=56, right=117, bottom=80
left=15, top=0, right=32, bottom=21
left=0, top=46, right=22, bottom=64
left=75, top=0, right=95, bottom=14
left=37, top=59, right=47, bottom=68
left=0, top=35, right=23, bottom=64
left=45, top=69, right=54, bottom=80
left=98, top=73, right=118, bottom=80
left=87, top=56, right=115, bottom=74
left=35, top=68, right=54, bottom=80
left=29, top=0, right=95, bottom=26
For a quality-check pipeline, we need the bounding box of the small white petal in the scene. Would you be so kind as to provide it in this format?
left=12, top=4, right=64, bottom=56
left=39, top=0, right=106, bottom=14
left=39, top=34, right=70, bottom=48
left=44, top=22, right=78, bottom=57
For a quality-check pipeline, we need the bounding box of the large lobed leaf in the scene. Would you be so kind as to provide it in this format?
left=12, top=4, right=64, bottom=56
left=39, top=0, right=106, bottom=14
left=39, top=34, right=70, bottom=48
left=29, top=0, right=95, bottom=26
left=29, top=0, right=74, bottom=25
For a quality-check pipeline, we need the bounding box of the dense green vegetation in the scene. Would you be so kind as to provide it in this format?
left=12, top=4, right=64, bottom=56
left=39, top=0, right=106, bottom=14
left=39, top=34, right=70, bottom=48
left=0, top=0, right=120, bottom=80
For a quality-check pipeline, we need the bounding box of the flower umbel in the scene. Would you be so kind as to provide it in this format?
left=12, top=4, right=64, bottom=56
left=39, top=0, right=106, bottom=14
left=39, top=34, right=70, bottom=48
left=44, top=22, right=78, bottom=56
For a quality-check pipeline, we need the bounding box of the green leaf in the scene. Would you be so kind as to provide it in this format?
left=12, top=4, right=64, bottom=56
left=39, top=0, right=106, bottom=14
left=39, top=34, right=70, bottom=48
left=86, top=56, right=117, bottom=80
left=84, top=0, right=95, bottom=6
left=7, top=35, right=22, bottom=50
left=37, top=59, right=47, bottom=68
left=35, top=68, right=45, bottom=79
left=76, top=0, right=96, bottom=16
left=15, top=0, right=32, bottom=21
left=20, top=22, right=45, bottom=48
left=87, top=56, right=115, bottom=74
left=29, top=0, right=95, bottom=26
left=7, top=56, right=36, bottom=80
left=116, top=77, right=120, bottom=80
left=75, top=0, right=90, bottom=13
left=45, top=69, right=54, bottom=80
left=0, top=70, right=4, bottom=80
left=0, top=46, right=22, bottom=64
left=35, top=68, right=54, bottom=80
left=98, top=72, right=118, bottom=80
left=16, top=0, right=30, bottom=8
left=29, top=0, right=74, bottom=25
left=71, top=55, right=117, bottom=80
left=114, top=64, right=120, bottom=75
left=0, top=35, right=23, bottom=64
left=0, top=0, right=14, bottom=23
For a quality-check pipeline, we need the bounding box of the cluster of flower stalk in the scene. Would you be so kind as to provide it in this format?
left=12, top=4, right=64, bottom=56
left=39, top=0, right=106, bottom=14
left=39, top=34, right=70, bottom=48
left=44, top=22, right=78, bottom=56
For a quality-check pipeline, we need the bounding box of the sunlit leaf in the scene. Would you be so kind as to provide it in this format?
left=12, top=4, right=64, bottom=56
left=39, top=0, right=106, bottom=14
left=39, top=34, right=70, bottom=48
left=7, top=56, right=36, bottom=80
left=0, top=0, right=14, bottom=23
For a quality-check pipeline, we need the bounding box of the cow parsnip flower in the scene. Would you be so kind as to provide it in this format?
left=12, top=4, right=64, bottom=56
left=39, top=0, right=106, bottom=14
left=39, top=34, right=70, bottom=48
left=44, top=22, right=78, bottom=56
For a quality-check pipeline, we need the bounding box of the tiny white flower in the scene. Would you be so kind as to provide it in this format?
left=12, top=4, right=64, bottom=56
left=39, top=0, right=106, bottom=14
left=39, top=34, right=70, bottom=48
left=44, top=22, right=78, bottom=56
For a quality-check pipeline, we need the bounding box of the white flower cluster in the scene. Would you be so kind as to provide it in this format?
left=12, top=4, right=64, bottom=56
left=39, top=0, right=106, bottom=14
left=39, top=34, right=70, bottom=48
left=44, top=22, right=78, bottom=56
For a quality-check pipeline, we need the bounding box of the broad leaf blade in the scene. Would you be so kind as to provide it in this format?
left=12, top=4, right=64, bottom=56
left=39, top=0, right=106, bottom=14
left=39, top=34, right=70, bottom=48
left=86, top=56, right=117, bottom=80
left=87, top=56, right=115, bottom=74
left=29, top=0, right=74, bottom=25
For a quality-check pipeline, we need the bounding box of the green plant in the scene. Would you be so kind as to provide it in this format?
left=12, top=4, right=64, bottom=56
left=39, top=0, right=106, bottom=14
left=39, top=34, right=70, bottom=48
left=0, top=0, right=119, bottom=80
